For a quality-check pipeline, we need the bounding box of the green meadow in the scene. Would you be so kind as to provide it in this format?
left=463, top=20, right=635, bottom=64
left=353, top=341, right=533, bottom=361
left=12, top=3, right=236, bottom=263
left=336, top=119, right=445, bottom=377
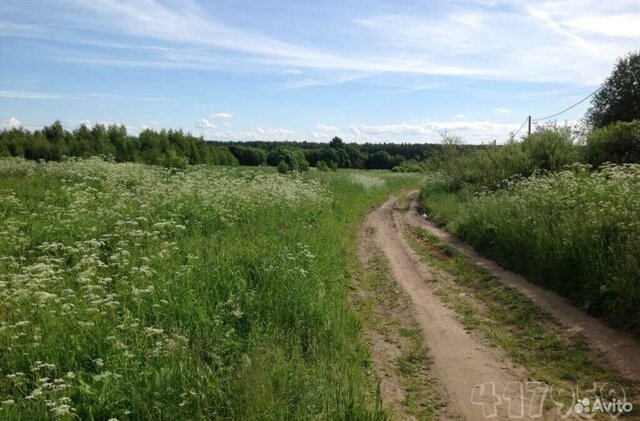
left=0, top=158, right=420, bottom=420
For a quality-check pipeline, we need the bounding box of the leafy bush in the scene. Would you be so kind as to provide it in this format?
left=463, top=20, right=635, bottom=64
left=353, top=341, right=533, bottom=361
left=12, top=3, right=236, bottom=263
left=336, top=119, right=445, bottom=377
left=277, top=159, right=290, bottom=174
left=521, top=125, right=580, bottom=171
left=163, top=150, right=188, bottom=170
left=229, top=145, right=267, bottom=166
left=392, top=159, right=423, bottom=172
left=585, top=120, right=640, bottom=166
left=316, top=160, right=330, bottom=172
left=267, top=147, right=309, bottom=172
left=423, top=126, right=581, bottom=194
left=366, top=150, right=405, bottom=169
left=424, top=141, right=529, bottom=193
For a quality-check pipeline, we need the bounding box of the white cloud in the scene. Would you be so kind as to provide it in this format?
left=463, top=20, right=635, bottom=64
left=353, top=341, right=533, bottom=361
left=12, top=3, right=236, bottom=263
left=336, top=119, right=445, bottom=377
left=1, top=117, right=22, bottom=129
left=348, top=120, right=519, bottom=144
left=495, top=108, right=511, bottom=113
left=350, top=1, right=639, bottom=84
left=453, top=114, right=467, bottom=119
left=61, top=0, right=640, bottom=84
left=0, top=90, right=69, bottom=99
left=273, top=72, right=373, bottom=92
left=564, top=14, right=640, bottom=37
left=257, top=127, right=295, bottom=137
left=195, top=126, right=297, bottom=141
left=315, top=123, right=339, bottom=132
left=195, top=118, right=215, bottom=128
left=0, top=90, right=167, bottom=101
left=312, top=123, right=342, bottom=140
left=195, top=119, right=523, bottom=144
left=212, top=112, right=233, bottom=119
left=283, top=69, right=303, bottom=75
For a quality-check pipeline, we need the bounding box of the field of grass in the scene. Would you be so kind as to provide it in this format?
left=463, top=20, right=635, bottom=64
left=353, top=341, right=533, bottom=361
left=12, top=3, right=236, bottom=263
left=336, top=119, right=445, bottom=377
left=421, top=164, right=640, bottom=333
left=0, top=157, right=421, bottom=420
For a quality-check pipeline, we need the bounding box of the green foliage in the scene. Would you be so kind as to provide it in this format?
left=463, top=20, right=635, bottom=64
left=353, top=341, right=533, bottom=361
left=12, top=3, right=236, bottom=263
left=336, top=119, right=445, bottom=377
left=329, top=136, right=345, bottom=150
left=305, top=147, right=339, bottom=168
left=366, top=150, right=405, bottom=169
left=521, top=125, right=579, bottom=171
left=0, top=121, right=238, bottom=168
left=0, top=158, right=421, bottom=419
left=316, top=160, right=330, bottom=172
left=392, top=159, right=423, bottom=173
left=425, top=142, right=529, bottom=193
left=163, top=151, right=188, bottom=170
left=423, top=126, right=579, bottom=194
left=421, top=123, right=640, bottom=333
left=446, top=165, right=640, bottom=332
left=586, top=51, right=640, bottom=129
left=585, top=120, right=640, bottom=166
left=267, top=147, right=309, bottom=172
left=3, top=121, right=465, bottom=172
left=276, top=159, right=290, bottom=174
left=228, top=145, right=267, bottom=166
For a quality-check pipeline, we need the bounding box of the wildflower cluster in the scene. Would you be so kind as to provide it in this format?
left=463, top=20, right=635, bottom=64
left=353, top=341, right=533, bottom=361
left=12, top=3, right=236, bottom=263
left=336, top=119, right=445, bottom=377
left=457, top=164, right=640, bottom=329
left=0, top=158, right=331, bottom=419
left=348, top=173, right=386, bottom=190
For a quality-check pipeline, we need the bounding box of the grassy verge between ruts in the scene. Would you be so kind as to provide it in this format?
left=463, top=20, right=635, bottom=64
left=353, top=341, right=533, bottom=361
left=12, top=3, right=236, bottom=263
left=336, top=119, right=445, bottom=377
left=404, top=225, right=639, bottom=418
left=348, top=220, right=444, bottom=420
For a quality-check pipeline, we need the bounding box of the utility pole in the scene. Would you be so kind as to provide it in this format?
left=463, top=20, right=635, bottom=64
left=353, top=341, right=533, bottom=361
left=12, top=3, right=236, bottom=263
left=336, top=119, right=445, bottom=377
left=528, top=116, right=532, bottom=136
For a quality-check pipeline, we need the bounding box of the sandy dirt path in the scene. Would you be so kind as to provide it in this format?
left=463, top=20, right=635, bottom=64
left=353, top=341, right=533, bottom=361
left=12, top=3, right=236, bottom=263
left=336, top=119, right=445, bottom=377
left=405, top=200, right=640, bottom=384
left=361, top=196, right=559, bottom=420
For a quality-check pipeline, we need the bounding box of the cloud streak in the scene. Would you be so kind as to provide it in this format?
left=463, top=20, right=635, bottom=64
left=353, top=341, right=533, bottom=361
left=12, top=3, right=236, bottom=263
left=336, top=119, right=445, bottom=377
left=0, top=90, right=167, bottom=101
left=49, top=0, right=640, bottom=84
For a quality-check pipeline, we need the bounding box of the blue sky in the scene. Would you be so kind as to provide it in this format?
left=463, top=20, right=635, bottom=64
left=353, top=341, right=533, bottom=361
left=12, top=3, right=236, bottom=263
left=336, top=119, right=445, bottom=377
left=1, top=0, right=639, bottom=143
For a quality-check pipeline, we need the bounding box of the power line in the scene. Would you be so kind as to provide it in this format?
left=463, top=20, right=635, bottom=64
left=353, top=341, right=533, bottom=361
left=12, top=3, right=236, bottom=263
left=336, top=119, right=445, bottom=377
left=512, top=117, right=529, bottom=138
left=532, top=86, right=602, bottom=122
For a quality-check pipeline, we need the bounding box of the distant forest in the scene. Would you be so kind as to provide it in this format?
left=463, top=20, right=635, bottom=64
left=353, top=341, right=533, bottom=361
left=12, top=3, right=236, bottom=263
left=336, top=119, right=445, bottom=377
left=0, top=121, right=479, bottom=171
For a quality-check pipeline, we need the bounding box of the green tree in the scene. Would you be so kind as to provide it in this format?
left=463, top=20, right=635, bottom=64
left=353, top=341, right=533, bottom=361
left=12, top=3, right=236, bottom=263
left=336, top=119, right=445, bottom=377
left=277, top=160, right=290, bottom=174
left=229, top=145, right=267, bottom=166
left=585, top=120, right=640, bottom=166
left=586, top=51, right=640, bottom=128
left=366, top=150, right=393, bottom=169
left=70, top=124, right=93, bottom=157
left=521, top=125, right=579, bottom=171
left=344, top=144, right=366, bottom=168
left=42, top=120, right=66, bottom=159
left=267, top=147, right=309, bottom=172
left=329, top=136, right=345, bottom=150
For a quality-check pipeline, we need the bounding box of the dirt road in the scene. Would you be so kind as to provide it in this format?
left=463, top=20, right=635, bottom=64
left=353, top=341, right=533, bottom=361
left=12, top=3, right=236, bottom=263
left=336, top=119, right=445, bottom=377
left=361, top=196, right=552, bottom=420
left=403, top=201, right=640, bottom=384
left=359, top=194, right=640, bottom=420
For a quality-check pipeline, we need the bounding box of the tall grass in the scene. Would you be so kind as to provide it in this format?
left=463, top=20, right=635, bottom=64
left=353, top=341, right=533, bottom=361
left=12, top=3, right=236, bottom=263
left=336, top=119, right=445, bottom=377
left=422, top=164, right=640, bottom=332
left=0, top=158, right=421, bottom=419
left=421, top=124, right=640, bottom=333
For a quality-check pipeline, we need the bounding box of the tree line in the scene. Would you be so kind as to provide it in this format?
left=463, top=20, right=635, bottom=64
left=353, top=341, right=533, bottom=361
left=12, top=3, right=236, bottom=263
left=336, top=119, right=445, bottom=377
left=0, top=121, right=237, bottom=168
left=0, top=121, right=462, bottom=171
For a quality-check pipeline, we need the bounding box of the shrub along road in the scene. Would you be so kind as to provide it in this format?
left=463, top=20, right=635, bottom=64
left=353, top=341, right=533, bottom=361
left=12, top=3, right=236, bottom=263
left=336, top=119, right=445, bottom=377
left=357, top=192, right=640, bottom=420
